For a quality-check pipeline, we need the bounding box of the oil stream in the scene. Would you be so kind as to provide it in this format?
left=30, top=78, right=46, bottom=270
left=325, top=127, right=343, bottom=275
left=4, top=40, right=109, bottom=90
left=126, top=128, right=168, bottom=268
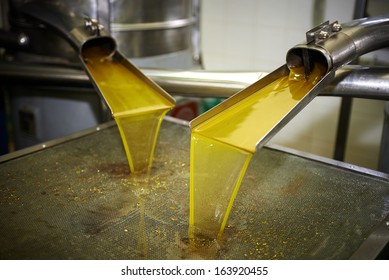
left=81, top=46, right=175, bottom=173
left=81, top=44, right=325, bottom=249
left=189, top=64, right=326, bottom=241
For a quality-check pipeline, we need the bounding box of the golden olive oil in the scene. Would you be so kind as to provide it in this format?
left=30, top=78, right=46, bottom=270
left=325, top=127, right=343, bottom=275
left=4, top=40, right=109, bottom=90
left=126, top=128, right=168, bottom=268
left=82, top=46, right=174, bottom=173
left=189, top=64, right=326, bottom=240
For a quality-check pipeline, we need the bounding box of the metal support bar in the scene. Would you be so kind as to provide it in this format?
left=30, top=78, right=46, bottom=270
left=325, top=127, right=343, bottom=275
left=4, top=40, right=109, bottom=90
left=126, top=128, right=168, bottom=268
left=333, top=0, right=367, bottom=162
left=333, top=97, right=353, bottom=161
left=1, top=63, right=389, bottom=101
left=350, top=212, right=389, bottom=259
left=379, top=102, right=389, bottom=173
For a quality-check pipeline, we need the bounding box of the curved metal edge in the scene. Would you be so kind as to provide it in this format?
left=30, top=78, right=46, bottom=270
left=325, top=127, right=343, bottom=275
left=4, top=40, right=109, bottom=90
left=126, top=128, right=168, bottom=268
left=111, top=17, right=197, bottom=31
left=0, top=116, right=189, bottom=164
left=21, top=1, right=117, bottom=55
left=320, top=65, right=389, bottom=100
left=286, top=14, right=389, bottom=73
left=266, top=143, right=389, bottom=182
left=350, top=213, right=389, bottom=260
left=0, top=121, right=116, bottom=164
left=268, top=144, right=389, bottom=261
left=2, top=114, right=387, bottom=181
left=189, top=65, right=289, bottom=130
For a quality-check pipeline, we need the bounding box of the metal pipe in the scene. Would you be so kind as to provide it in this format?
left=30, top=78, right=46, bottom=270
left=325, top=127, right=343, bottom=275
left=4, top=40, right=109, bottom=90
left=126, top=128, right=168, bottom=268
left=331, top=0, right=367, bottom=162
left=286, top=14, right=389, bottom=73
left=1, top=63, right=389, bottom=100
left=20, top=1, right=116, bottom=57
left=320, top=65, right=389, bottom=100
left=143, top=69, right=265, bottom=98
left=7, top=10, right=389, bottom=101
left=148, top=66, right=389, bottom=100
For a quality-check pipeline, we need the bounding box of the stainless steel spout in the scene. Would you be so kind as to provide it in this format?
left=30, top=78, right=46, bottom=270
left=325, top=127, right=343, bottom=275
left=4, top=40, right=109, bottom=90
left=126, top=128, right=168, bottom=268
left=286, top=15, right=389, bottom=74
left=20, top=1, right=116, bottom=57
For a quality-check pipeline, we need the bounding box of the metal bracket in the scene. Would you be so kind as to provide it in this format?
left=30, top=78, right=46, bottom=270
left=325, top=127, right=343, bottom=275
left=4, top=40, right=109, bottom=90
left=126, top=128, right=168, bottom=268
left=84, top=17, right=105, bottom=36
left=306, top=21, right=342, bottom=44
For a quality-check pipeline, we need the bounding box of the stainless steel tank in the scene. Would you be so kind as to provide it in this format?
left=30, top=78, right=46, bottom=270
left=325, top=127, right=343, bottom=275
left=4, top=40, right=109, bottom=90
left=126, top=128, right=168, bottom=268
left=2, top=0, right=199, bottom=150
left=111, top=0, right=198, bottom=69
left=110, top=0, right=195, bottom=55
left=6, top=0, right=199, bottom=69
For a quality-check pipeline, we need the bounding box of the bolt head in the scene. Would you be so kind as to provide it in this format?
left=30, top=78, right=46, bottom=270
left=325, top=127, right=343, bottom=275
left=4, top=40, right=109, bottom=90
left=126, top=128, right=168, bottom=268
left=332, top=23, right=342, bottom=32
left=318, top=30, right=329, bottom=40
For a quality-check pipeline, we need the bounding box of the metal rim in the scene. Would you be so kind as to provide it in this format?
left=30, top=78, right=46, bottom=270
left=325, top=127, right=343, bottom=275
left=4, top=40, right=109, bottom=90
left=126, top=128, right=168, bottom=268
left=111, top=17, right=196, bottom=32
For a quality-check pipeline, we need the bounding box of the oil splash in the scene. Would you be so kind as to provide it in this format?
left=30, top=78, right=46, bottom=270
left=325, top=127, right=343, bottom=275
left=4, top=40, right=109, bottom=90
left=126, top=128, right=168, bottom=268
left=189, top=64, right=326, bottom=240
left=82, top=46, right=175, bottom=173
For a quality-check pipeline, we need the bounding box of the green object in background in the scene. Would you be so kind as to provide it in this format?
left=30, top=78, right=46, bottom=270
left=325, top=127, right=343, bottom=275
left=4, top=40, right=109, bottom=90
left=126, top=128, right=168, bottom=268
left=200, top=98, right=224, bottom=114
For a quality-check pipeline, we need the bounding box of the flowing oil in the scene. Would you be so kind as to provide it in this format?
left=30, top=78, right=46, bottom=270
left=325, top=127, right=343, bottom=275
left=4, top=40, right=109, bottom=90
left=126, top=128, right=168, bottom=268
left=189, top=64, right=326, bottom=240
left=82, top=46, right=175, bottom=173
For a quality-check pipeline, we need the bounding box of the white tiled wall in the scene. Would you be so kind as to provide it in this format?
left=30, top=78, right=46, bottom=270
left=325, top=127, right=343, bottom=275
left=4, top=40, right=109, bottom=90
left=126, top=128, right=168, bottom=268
left=200, top=0, right=388, bottom=170
left=201, top=0, right=314, bottom=71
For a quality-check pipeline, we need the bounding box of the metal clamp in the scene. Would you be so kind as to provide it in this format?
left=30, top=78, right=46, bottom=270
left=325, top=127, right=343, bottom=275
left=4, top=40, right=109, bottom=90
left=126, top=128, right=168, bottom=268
left=84, top=17, right=104, bottom=36
left=306, top=21, right=342, bottom=44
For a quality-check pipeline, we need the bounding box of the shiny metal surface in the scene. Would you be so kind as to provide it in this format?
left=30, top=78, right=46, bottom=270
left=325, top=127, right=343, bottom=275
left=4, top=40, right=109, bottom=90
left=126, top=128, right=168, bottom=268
left=110, top=0, right=195, bottom=57
left=1, top=118, right=389, bottom=259
left=287, top=14, right=389, bottom=73
left=350, top=212, right=389, bottom=259
left=111, top=18, right=195, bottom=31
left=7, top=0, right=102, bottom=63
left=147, top=66, right=389, bottom=100
left=79, top=50, right=176, bottom=117
left=319, top=65, right=389, bottom=100
left=379, top=103, right=389, bottom=173
left=188, top=64, right=336, bottom=152
left=18, top=2, right=177, bottom=122
left=144, top=68, right=265, bottom=97
left=266, top=143, right=389, bottom=181
left=20, top=1, right=115, bottom=54
left=6, top=0, right=197, bottom=65
left=1, top=62, right=389, bottom=100
left=0, top=30, right=29, bottom=49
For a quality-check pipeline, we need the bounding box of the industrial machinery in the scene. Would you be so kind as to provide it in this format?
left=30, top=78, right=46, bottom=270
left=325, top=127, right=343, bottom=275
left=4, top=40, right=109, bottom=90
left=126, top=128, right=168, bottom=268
left=0, top=0, right=198, bottom=150
left=1, top=1, right=389, bottom=259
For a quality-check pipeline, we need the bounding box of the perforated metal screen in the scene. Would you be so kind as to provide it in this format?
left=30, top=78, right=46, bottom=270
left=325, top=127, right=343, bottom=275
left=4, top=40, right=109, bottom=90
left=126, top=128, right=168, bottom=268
left=1, top=120, right=389, bottom=259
